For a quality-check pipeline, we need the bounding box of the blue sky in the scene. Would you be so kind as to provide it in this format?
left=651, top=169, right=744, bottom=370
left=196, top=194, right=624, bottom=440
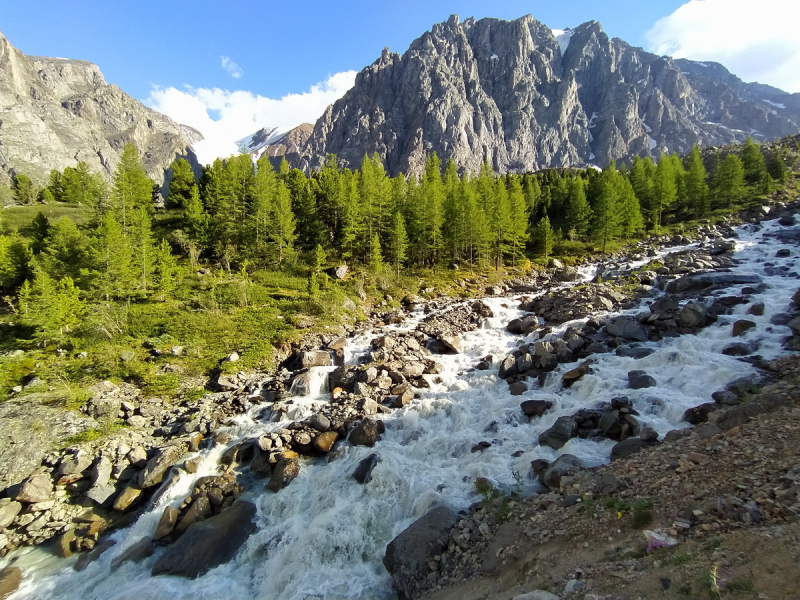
left=2, top=0, right=798, bottom=163
left=1, top=1, right=687, bottom=100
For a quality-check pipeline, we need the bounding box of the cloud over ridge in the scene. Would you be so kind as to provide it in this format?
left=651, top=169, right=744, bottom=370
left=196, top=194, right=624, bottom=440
left=646, top=0, right=800, bottom=93
left=147, top=70, right=357, bottom=165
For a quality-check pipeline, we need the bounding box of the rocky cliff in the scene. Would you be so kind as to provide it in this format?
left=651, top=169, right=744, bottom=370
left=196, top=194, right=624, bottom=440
left=297, top=15, right=800, bottom=176
left=0, top=31, right=201, bottom=187
left=238, top=123, right=313, bottom=170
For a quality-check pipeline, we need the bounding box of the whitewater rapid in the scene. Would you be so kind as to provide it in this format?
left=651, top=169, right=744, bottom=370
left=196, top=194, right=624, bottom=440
left=4, top=215, right=798, bottom=600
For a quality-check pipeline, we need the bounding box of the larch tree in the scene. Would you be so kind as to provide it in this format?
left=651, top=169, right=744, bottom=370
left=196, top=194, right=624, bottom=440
left=110, top=144, right=153, bottom=232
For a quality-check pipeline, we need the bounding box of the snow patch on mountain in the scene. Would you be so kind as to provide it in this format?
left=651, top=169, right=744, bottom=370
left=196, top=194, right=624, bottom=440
left=552, top=28, right=574, bottom=55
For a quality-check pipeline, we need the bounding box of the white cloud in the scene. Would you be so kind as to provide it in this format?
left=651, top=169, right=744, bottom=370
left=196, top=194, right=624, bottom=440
left=147, top=70, right=357, bottom=165
left=220, top=56, right=243, bottom=79
left=646, top=0, right=800, bottom=93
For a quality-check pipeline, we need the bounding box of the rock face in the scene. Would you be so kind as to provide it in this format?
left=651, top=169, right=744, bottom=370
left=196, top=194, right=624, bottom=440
left=383, top=506, right=459, bottom=600
left=0, top=32, right=200, bottom=187
left=237, top=124, right=313, bottom=171
left=151, top=500, right=257, bottom=579
left=296, top=15, right=800, bottom=177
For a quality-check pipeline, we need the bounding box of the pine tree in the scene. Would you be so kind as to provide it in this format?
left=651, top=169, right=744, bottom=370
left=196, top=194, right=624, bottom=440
left=652, top=157, right=678, bottom=229
left=166, top=158, right=197, bottom=208
left=615, top=176, right=644, bottom=238
left=13, top=174, right=36, bottom=205
left=93, top=213, right=135, bottom=301
left=19, top=269, right=85, bottom=346
left=507, top=177, right=530, bottom=265
left=712, top=154, right=746, bottom=208
left=461, top=178, right=489, bottom=269
left=741, top=137, right=768, bottom=187
left=287, top=167, right=321, bottom=252
left=590, top=164, right=624, bottom=253
left=38, top=217, right=93, bottom=287
left=684, top=146, right=710, bottom=217
left=523, top=175, right=541, bottom=224
left=629, top=157, right=656, bottom=228
left=110, top=144, right=153, bottom=232
left=269, top=180, right=296, bottom=267
left=420, top=153, right=445, bottom=267
left=767, top=150, right=788, bottom=184
left=183, top=186, right=210, bottom=265
left=534, top=214, right=554, bottom=262
left=153, top=238, right=179, bottom=301
left=61, top=162, right=106, bottom=210
left=129, top=208, right=155, bottom=296
left=368, top=233, right=384, bottom=274
left=47, top=169, right=64, bottom=203
left=388, top=211, right=408, bottom=276
left=0, top=234, right=31, bottom=293
left=487, top=177, right=511, bottom=269
left=565, top=177, right=592, bottom=238
left=30, top=212, right=51, bottom=254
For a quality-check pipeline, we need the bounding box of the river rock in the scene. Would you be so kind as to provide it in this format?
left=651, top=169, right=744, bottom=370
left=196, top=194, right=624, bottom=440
left=111, top=537, right=154, bottom=571
left=508, top=382, right=527, bottom=396
left=268, top=457, right=301, bottom=492
left=538, top=416, right=577, bottom=450
left=677, top=302, right=708, bottom=328
left=605, top=316, right=648, bottom=342
left=349, top=418, right=380, bottom=447
left=438, top=334, right=461, bottom=354
left=779, top=214, right=797, bottom=226
left=610, top=436, right=659, bottom=460
left=56, top=528, right=76, bottom=558
left=74, top=539, right=117, bottom=572
left=138, top=446, right=181, bottom=489
left=541, top=454, right=584, bottom=490
left=112, top=483, right=143, bottom=511
left=512, top=592, right=560, bottom=600
left=308, top=413, right=331, bottom=432
left=313, top=431, right=338, bottom=453
left=152, top=500, right=257, bottom=579
left=628, top=370, right=657, bottom=389
left=353, top=453, right=381, bottom=484
left=0, top=566, right=22, bottom=600
left=0, top=501, right=22, bottom=528
left=383, top=506, right=458, bottom=600
left=732, top=319, right=756, bottom=337
left=520, top=400, right=553, bottom=418
left=57, top=450, right=93, bottom=478
left=664, top=272, right=762, bottom=294
left=14, top=473, right=52, bottom=504
left=301, top=350, right=332, bottom=368
left=154, top=506, right=180, bottom=540
left=616, top=346, right=655, bottom=359
left=175, top=496, right=212, bottom=537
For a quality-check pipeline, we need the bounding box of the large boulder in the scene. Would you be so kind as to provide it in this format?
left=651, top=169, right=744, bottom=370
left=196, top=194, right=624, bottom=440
left=268, top=457, right=301, bottom=492
left=349, top=418, right=380, bottom=447
left=14, top=473, right=52, bottom=504
left=0, top=566, right=22, bottom=600
left=605, top=316, right=648, bottom=342
left=151, top=501, right=257, bottom=579
left=352, top=453, right=380, bottom=484
left=300, top=350, right=332, bottom=368
left=383, top=506, right=458, bottom=600
left=538, top=416, right=577, bottom=450
left=138, top=446, right=181, bottom=489
left=541, top=454, right=584, bottom=490
left=664, top=273, right=761, bottom=294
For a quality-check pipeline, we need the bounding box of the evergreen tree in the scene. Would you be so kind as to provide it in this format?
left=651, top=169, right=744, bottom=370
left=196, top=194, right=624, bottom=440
left=110, top=144, right=153, bottom=231
left=93, top=213, right=135, bottom=301
left=166, top=158, right=196, bottom=208
left=741, top=137, right=768, bottom=187
left=684, top=146, right=710, bottom=217
left=368, top=233, right=384, bottom=274
left=47, top=169, right=64, bottom=203
left=534, top=214, right=554, bottom=262
left=268, top=180, right=296, bottom=267
left=712, top=154, right=746, bottom=208
left=615, top=175, right=644, bottom=238
left=183, top=186, right=210, bottom=264
left=652, top=157, right=678, bottom=228
left=507, top=177, right=530, bottom=265
left=460, top=178, right=489, bottom=269
left=19, top=269, right=85, bottom=346
left=419, top=153, right=445, bottom=267
left=153, top=238, right=179, bottom=301
left=30, top=212, right=51, bottom=254
left=0, top=234, right=31, bottom=293
left=129, top=208, right=155, bottom=296
left=523, top=175, right=541, bottom=225
left=287, top=167, right=321, bottom=252
left=13, top=174, right=36, bottom=205
left=61, top=162, right=106, bottom=210
left=629, top=157, right=656, bottom=227
left=590, top=164, right=624, bottom=253
left=767, top=150, right=788, bottom=184
left=38, top=217, right=93, bottom=287
left=388, top=211, right=408, bottom=276
left=487, top=177, right=511, bottom=269
left=565, top=177, right=592, bottom=238
left=338, top=171, right=362, bottom=262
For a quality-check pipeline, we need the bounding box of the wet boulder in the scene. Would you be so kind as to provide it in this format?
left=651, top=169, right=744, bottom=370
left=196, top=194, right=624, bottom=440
left=268, top=456, right=301, bottom=492
left=628, top=370, right=657, bottom=389
left=538, top=416, right=577, bottom=450
left=520, top=400, right=553, bottom=418
left=349, top=418, right=380, bottom=447
left=541, top=454, right=584, bottom=490
left=300, top=350, right=332, bottom=368
left=610, top=436, right=659, bottom=461
left=383, top=506, right=458, bottom=600
left=605, top=316, right=648, bottom=342
left=152, top=500, right=257, bottom=579
left=677, top=302, right=709, bottom=329
left=732, top=320, right=756, bottom=337
left=352, top=453, right=381, bottom=484
left=138, top=446, right=181, bottom=489
left=0, top=566, right=23, bottom=600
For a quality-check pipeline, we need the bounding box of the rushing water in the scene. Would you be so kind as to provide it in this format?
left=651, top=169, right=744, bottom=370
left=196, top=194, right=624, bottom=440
left=4, top=214, right=798, bottom=600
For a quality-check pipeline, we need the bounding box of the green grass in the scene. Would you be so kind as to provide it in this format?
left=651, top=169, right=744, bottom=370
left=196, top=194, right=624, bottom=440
left=2, top=203, right=90, bottom=235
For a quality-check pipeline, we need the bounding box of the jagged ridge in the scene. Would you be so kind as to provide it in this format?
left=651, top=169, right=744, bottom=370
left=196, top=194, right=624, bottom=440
left=296, top=15, right=800, bottom=176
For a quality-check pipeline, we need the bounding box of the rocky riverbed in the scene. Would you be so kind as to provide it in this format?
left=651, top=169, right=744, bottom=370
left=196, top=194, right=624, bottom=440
left=1, top=200, right=799, bottom=599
